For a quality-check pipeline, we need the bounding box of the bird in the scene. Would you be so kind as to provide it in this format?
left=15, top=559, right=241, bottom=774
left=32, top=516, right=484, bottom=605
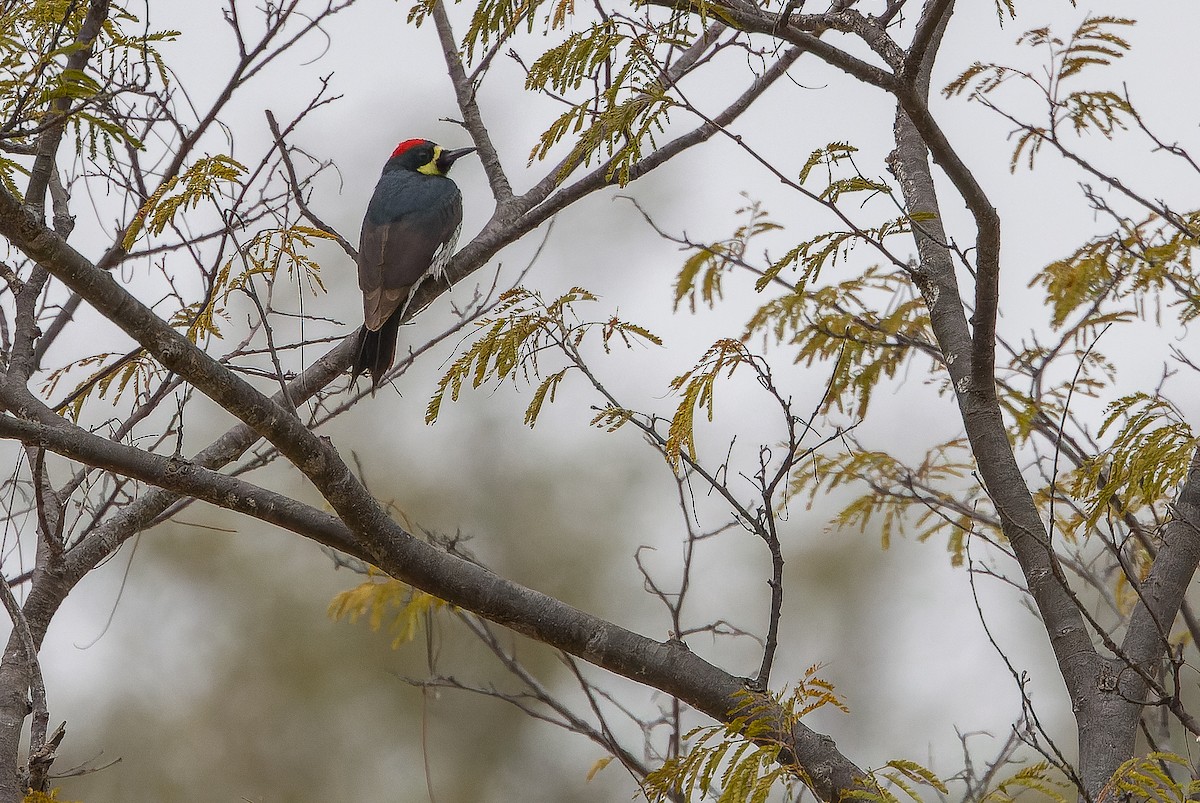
left=352, top=138, right=476, bottom=390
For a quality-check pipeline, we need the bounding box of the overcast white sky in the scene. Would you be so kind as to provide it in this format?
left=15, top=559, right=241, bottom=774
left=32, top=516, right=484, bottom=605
left=22, top=1, right=1200, bottom=799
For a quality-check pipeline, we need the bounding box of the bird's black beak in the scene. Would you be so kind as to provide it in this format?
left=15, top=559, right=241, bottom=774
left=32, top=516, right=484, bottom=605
left=438, top=146, right=477, bottom=173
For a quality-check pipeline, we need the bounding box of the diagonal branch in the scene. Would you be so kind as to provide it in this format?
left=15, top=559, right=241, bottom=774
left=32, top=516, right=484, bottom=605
left=432, top=1, right=514, bottom=204
left=0, top=172, right=871, bottom=803
left=640, top=0, right=898, bottom=90
left=0, top=413, right=361, bottom=556
left=25, top=0, right=111, bottom=214
left=1122, top=447, right=1200, bottom=677
left=902, top=0, right=953, bottom=80
left=894, top=88, right=1001, bottom=395
left=403, top=40, right=804, bottom=323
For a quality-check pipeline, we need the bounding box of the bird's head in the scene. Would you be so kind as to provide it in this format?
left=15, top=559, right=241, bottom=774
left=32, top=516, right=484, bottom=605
left=387, top=139, right=477, bottom=176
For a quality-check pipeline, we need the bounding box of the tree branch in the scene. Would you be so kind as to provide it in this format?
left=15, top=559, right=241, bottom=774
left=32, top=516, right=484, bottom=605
left=432, top=1, right=514, bottom=203
left=1122, top=448, right=1200, bottom=686
left=639, top=0, right=898, bottom=91
left=903, top=0, right=953, bottom=80
left=0, top=414, right=361, bottom=556
left=25, top=0, right=111, bottom=215
left=0, top=169, right=871, bottom=803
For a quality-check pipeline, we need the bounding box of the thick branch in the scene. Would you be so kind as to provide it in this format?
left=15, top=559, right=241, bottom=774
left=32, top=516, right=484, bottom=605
left=888, top=3, right=1126, bottom=796
left=0, top=414, right=360, bottom=554
left=1122, top=448, right=1200, bottom=685
left=902, top=0, right=953, bottom=79
left=62, top=338, right=356, bottom=583
left=0, top=174, right=870, bottom=803
left=25, top=0, right=110, bottom=214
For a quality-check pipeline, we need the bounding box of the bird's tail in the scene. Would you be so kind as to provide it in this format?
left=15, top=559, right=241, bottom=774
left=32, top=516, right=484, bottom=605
left=351, top=314, right=402, bottom=392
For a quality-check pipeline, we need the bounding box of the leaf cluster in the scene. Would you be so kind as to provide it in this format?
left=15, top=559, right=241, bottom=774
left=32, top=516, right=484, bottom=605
left=748, top=145, right=917, bottom=294
left=527, top=18, right=683, bottom=186
left=426, top=286, right=661, bottom=427
left=41, top=350, right=160, bottom=421
left=792, top=438, right=987, bottom=563
left=1065, top=393, right=1195, bottom=535
left=849, top=760, right=1070, bottom=803
left=673, top=200, right=781, bottom=313
left=413, top=0, right=696, bottom=184
left=0, top=2, right=177, bottom=175
left=183, top=224, right=335, bottom=343
left=1016, top=16, right=1134, bottom=82
left=642, top=667, right=847, bottom=803
left=1098, top=752, right=1200, bottom=802
left=328, top=573, right=450, bottom=649
left=845, top=761, right=947, bottom=803
left=122, top=154, right=247, bottom=249
left=944, top=16, right=1135, bottom=170
left=1031, top=210, right=1200, bottom=329
left=744, top=267, right=934, bottom=421
left=978, top=762, right=1069, bottom=802
left=664, top=339, right=756, bottom=469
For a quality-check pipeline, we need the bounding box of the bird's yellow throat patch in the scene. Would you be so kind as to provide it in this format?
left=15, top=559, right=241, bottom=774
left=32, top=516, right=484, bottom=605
left=417, top=145, right=444, bottom=175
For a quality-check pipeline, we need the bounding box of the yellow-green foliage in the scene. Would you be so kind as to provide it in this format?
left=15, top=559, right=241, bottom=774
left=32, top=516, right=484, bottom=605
left=664, top=339, right=755, bottom=469
left=1065, top=393, right=1195, bottom=535
left=979, top=762, right=1069, bottom=802
left=1098, top=752, right=1200, bottom=802
left=673, top=201, right=781, bottom=313
left=792, top=438, right=987, bottom=564
left=523, top=7, right=693, bottom=184
left=0, top=2, right=177, bottom=175
left=844, top=761, right=948, bottom=803
left=408, top=0, right=695, bottom=185
left=230, top=225, right=333, bottom=297
left=181, top=225, right=336, bottom=342
left=329, top=574, right=450, bottom=649
left=532, top=55, right=676, bottom=186
left=641, top=671, right=970, bottom=803
left=744, top=145, right=923, bottom=296
left=642, top=667, right=848, bottom=803
left=42, top=351, right=160, bottom=421
left=845, top=758, right=1069, bottom=803
left=744, top=268, right=933, bottom=421
left=426, top=286, right=661, bottom=426
left=41, top=222, right=333, bottom=417
left=409, top=0, right=576, bottom=48
left=1016, top=16, right=1134, bottom=81
left=123, top=154, right=247, bottom=249
left=1032, top=210, right=1200, bottom=329
left=525, top=22, right=625, bottom=96
left=672, top=160, right=934, bottom=423
left=944, top=16, right=1134, bottom=171
left=23, top=789, right=80, bottom=803
left=998, top=346, right=1115, bottom=448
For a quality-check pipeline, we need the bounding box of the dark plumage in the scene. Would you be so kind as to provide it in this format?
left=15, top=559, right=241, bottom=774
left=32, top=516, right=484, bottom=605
left=352, top=138, right=475, bottom=389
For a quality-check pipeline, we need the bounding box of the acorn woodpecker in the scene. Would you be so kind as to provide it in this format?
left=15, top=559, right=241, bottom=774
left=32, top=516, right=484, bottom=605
left=352, top=138, right=476, bottom=389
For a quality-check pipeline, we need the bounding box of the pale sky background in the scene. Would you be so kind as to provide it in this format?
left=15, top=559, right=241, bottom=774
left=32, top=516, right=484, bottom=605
left=13, top=1, right=1200, bottom=800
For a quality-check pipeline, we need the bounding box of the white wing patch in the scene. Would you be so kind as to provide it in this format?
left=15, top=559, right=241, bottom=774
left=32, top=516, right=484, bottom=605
left=428, top=221, right=461, bottom=283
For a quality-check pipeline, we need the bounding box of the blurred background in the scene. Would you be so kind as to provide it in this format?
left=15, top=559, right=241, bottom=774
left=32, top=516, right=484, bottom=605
left=16, top=1, right=1199, bottom=800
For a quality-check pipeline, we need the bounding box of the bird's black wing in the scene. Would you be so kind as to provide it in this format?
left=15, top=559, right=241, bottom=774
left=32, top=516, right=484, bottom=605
left=357, top=178, right=463, bottom=332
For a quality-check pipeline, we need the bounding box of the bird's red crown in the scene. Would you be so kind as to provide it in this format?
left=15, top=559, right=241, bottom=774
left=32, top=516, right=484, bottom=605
left=391, top=138, right=431, bottom=158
